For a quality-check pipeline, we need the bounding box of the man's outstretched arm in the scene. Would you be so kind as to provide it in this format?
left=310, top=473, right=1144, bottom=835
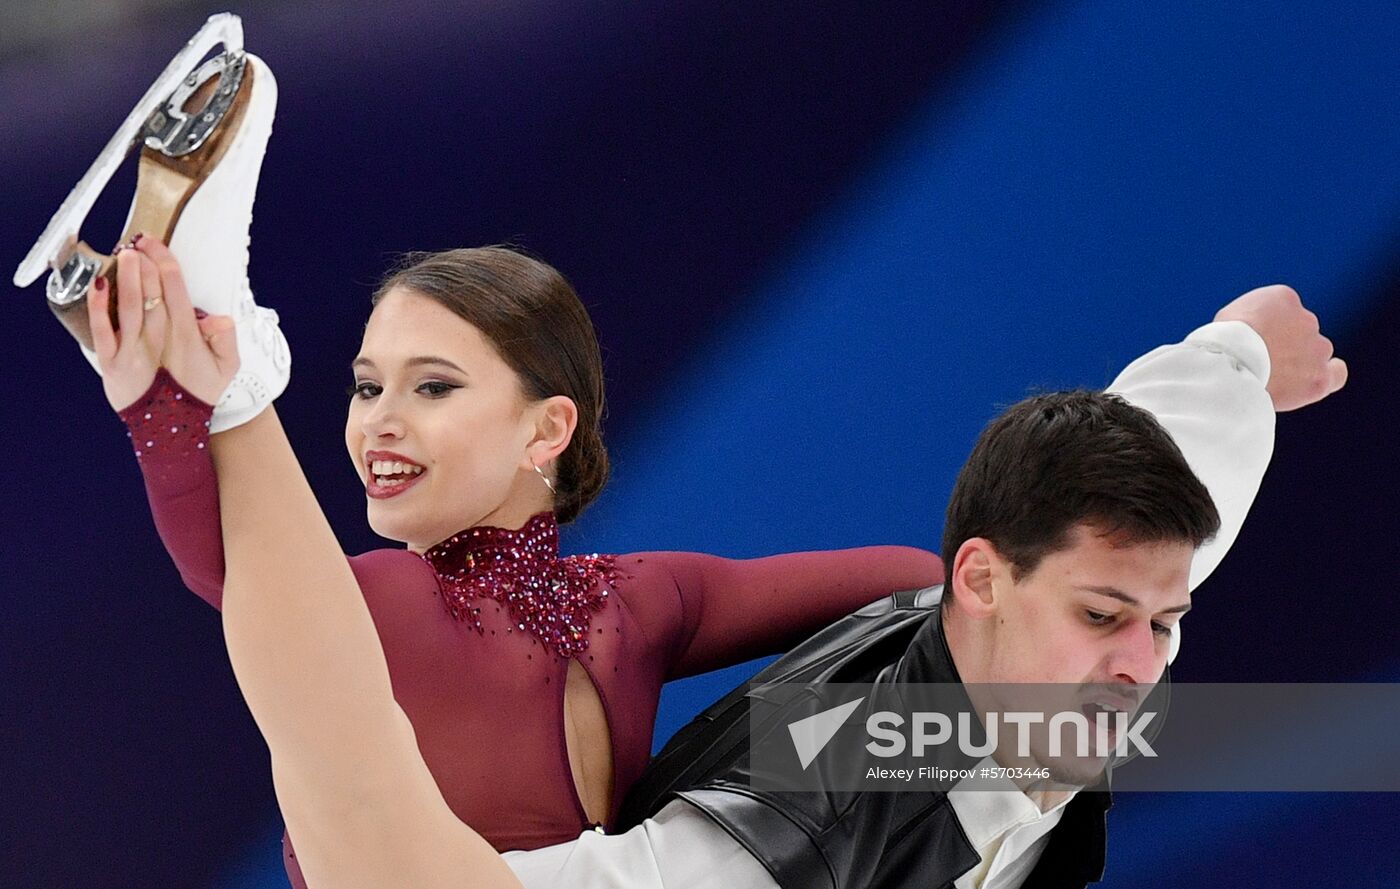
left=1107, top=285, right=1345, bottom=659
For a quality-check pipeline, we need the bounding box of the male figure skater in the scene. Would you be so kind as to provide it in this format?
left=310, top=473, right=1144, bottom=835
left=500, top=286, right=1345, bottom=889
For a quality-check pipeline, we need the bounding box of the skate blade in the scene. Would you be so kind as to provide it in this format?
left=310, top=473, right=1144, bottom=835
left=13, top=12, right=245, bottom=289
left=45, top=61, right=259, bottom=351
left=26, top=17, right=259, bottom=353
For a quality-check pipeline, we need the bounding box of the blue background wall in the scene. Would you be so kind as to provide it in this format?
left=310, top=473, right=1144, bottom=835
left=2, top=2, right=1396, bottom=885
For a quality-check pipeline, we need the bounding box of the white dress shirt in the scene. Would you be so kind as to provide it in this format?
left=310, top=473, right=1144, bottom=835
left=947, top=768, right=1073, bottom=889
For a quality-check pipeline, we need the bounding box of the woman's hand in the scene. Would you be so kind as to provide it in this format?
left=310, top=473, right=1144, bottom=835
left=88, top=236, right=240, bottom=411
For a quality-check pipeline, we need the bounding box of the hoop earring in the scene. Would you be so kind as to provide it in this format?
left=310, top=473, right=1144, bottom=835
left=532, top=461, right=557, bottom=495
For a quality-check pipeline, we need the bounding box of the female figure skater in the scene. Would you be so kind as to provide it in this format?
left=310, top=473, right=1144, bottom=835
left=107, top=239, right=947, bottom=886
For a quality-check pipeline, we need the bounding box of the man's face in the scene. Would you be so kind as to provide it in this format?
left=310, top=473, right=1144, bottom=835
left=962, top=523, right=1194, bottom=785
left=983, top=523, right=1193, bottom=689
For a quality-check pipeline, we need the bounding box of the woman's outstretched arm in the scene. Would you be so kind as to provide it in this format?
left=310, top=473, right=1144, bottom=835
left=642, top=546, right=942, bottom=679
left=108, top=239, right=522, bottom=889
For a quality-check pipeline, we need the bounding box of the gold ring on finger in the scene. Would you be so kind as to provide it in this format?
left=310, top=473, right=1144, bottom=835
left=143, top=295, right=164, bottom=311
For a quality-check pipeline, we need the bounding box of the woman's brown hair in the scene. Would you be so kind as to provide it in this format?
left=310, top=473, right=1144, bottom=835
left=372, top=246, right=608, bottom=523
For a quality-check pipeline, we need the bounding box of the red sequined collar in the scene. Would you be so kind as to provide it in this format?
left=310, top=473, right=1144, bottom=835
left=421, top=512, right=617, bottom=658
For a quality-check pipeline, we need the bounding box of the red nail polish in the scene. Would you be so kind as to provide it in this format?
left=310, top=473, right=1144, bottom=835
left=132, top=233, right=144, bottom=246
left=93, top=277, right=106, bottom=293
left=194, top=308, right=208, bottom=319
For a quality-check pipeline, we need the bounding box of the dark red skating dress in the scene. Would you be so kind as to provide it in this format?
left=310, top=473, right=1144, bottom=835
left=120, top=370, right=943, bottom=888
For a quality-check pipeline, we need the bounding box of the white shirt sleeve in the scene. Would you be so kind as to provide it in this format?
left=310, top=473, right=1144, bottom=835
left=502, top=799, right=778, bottom=889
left=1106, top=320, right=1276, bottom=663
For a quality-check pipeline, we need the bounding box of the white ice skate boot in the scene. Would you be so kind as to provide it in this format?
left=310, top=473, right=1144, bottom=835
left=13, top=13, right=289, bottom=432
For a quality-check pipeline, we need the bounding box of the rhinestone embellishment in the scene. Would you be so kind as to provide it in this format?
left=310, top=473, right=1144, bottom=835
left=119, top=369, right=214, bottom=462
left=423, top=513, right=616, bottom=658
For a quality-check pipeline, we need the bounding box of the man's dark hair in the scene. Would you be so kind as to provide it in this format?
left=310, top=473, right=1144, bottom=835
left=942, top=390, right=1220, bottom=591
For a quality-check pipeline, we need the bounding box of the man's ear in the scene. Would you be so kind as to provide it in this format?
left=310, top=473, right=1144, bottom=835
left=523, top=395, right=579, bottom=471
left=949, top=538, right=1003, bottom=617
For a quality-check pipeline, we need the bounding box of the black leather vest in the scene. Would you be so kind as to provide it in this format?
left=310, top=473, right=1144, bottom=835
left=618, top=586, right=1115, bottom=889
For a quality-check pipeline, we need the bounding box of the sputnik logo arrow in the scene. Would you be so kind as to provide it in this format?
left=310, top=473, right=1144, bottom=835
left=788, top=696, right=866, bottom=770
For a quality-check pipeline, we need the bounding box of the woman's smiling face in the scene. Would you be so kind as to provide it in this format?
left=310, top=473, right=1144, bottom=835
left=345, top=287, right=550, bottom=551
